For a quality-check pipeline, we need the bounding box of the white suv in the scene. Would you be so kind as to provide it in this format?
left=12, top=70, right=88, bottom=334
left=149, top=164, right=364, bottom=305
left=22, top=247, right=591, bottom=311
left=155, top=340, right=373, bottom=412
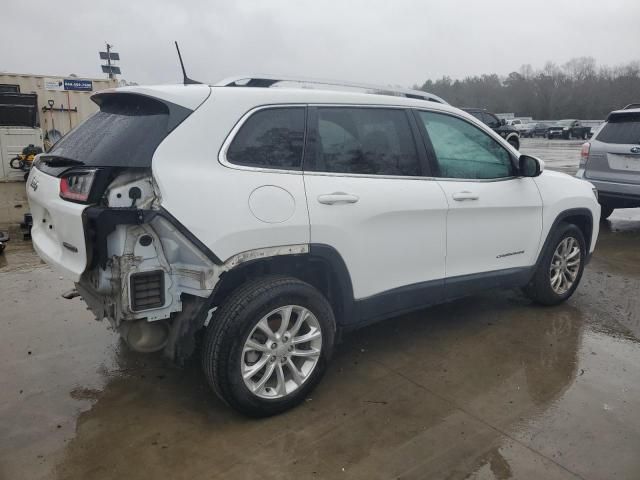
left=26, top=76, right=600, bottom=416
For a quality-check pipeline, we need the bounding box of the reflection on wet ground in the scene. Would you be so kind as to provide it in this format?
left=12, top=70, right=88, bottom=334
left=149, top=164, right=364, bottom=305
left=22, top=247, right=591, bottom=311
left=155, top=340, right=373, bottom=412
left=1, top=141, right=640, bottom=479
left=2, top=218, right=639, bottom=479
left=519, top=138, right=585, bottom=175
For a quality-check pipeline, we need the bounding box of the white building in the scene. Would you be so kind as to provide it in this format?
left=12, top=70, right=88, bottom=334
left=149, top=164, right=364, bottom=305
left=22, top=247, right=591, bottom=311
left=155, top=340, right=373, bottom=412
left=0, top=72, right=117, bottom=138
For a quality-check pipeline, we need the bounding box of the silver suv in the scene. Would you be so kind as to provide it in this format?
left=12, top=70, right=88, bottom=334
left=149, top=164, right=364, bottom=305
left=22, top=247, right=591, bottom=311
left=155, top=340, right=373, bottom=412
left=577, top=107, right=640, bottom=219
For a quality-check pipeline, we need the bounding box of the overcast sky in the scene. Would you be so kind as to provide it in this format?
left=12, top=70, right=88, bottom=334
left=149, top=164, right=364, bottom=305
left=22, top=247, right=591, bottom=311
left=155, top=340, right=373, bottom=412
left=2, top=0, right=639, bottom=87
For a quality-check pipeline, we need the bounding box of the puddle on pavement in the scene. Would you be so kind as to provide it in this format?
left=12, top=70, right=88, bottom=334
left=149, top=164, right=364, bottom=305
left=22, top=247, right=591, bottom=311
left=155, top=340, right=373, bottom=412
left=1, top=215, right=640, bottom=479
left=33, top=295, right=638, bottom=479
left=595, top=210, right=640, bottom=275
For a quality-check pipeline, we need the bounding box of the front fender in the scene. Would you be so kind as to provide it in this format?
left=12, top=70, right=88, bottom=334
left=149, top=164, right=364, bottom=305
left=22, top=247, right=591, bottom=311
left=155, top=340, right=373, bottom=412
left=533, top=171, right=600, bottom=257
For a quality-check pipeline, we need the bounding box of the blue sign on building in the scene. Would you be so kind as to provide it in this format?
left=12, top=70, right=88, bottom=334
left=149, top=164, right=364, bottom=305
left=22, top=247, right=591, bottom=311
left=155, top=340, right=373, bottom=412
left=63, top=79, right=93, bottom=91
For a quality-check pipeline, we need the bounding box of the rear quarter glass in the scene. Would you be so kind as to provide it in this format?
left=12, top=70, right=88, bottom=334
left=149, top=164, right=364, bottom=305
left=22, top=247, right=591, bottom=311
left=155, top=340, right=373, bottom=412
left=42, top=93, right=193, bottom=171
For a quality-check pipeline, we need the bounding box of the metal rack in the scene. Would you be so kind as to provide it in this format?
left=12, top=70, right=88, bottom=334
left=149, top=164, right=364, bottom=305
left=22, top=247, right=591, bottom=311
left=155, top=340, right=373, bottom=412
left=41, top=106, right=77, bottom=113
left=214, top=75, right=448, bottom=104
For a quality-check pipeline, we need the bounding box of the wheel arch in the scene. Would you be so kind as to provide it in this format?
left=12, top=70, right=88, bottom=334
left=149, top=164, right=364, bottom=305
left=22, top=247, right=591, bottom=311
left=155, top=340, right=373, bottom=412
left=505, top=132, right=520, bottom=149
left=211, top=244, right=355, bottom=326
left=536, top=208, right=594, bottom=268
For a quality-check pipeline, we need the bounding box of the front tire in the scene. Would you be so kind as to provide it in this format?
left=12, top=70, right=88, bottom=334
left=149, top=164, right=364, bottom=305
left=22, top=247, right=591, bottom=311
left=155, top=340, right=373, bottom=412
left=507, top=136, right=520, bottom=150
left=523, top=223, right=586, bottom=306
left=201, top=275, right=335, bottom=417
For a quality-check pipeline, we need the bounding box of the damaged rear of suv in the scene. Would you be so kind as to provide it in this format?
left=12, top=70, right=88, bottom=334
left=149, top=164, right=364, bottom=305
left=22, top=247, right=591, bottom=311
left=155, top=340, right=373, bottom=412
left=27, top=85, right=222, bottom=359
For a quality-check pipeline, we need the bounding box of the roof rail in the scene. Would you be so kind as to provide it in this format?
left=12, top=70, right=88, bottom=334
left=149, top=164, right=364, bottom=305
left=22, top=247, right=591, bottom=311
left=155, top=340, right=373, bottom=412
left=213, top=75, right=448, bottom=104
left=623, top=103, right=640, bottom=110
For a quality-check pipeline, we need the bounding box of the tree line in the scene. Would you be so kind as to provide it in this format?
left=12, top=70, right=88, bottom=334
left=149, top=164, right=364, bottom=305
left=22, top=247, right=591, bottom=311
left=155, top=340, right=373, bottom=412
left=417, top=58, right=640, bottom=120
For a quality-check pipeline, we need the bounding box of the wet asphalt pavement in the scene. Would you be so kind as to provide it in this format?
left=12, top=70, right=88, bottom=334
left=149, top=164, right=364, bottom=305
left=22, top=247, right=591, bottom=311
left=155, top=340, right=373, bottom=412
left=1, top=138, right=640, bottom=479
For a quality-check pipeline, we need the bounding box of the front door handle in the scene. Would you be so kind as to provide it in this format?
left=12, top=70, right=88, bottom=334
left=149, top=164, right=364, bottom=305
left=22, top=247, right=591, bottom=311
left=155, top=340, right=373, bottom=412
left=317, top=192, right=360, bottom=205
left=452, top=191, right=479, bottom=201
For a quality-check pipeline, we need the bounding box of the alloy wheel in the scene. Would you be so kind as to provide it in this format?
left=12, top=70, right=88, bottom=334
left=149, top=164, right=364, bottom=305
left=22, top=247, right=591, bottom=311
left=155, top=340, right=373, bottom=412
left=549, top=236, right=581, bottom=295
left=241, top=305, right=322, bottom=399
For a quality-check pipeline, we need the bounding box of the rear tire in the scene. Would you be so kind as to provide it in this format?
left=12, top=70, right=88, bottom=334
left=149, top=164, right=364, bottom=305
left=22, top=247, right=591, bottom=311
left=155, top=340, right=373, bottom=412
left=9, top=157, right=23, bottom=170
left=523, top=223, right=586, bottom=306
left=600, top=204, right=614, bottom=220
left=201, top=275, right=335, bottom=417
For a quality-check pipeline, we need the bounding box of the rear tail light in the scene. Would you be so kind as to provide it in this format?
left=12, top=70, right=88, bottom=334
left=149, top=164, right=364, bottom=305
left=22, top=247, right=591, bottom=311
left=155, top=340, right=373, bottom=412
left=579, top=142, right=590, bottom=168
left=60, top=169, right=97, bottom=203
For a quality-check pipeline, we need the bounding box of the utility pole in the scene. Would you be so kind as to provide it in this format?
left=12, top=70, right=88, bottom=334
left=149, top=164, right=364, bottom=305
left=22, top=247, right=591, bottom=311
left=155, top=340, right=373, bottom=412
left=106, top=43, right=113, bottom=80
left=99, top=43, right=121, bottom=80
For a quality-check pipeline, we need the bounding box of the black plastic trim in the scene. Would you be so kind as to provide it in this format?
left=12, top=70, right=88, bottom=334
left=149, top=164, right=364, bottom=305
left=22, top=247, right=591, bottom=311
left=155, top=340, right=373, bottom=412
left=157, top=207, right=222, bottom=265
left=352, top=278, right=445, bottom=329
left=83, top=207, right=146, bottom=269
left=598, top=192, right=640, bottom=208
left=444, top=267, right=534, bottom=300
left=346, top=266, right=535, bottom=331
left=83, top=206, right=222, bottom=269
left=535, top=208, right=594, bottom=268
left=405, top=107, right=433, bottom=177
left=308, top=244, right=356, bottom=324
left=305, top=245, right=538, bottom=330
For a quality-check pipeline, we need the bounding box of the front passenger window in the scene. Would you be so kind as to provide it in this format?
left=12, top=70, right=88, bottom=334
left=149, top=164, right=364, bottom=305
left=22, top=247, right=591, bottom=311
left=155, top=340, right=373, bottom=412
left=418, top=111, right=514, bottom=180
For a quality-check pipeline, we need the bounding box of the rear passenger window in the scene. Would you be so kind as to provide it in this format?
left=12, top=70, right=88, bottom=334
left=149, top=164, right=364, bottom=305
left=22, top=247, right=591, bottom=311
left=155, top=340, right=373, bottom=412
left=227, top=107, right=305, bottom=169
left=307, top=108, right=420, bottom=176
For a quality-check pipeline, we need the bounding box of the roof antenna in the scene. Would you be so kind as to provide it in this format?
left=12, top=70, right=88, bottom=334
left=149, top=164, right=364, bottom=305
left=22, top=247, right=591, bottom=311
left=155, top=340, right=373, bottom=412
left=175, top=41, right=201, bottom=85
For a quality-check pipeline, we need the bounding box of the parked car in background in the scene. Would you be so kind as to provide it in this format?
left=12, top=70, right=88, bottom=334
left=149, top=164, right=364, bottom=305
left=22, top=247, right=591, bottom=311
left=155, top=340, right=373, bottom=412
left=577, top=107, right=640, bottom=219
left=589, top=124, right=602, bottom=139
left=519, top=123, right=531, bottom=137
left=520, top=122, right=539, bottom=138
left=506, top=118, right=530, bottom=135
left=526, top=123, right=553, bottom=138
left=462, top=108, right=520, bottom=149
left=26, top=76, right=599, bottom=416
left=547, top=120, right=591, bottom=140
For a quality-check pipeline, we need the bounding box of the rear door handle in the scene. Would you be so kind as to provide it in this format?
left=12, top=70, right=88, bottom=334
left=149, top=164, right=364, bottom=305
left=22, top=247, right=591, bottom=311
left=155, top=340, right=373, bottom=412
left=452, top=191, right=479, bottom=201
left=317, top=193, right=360, bottom=205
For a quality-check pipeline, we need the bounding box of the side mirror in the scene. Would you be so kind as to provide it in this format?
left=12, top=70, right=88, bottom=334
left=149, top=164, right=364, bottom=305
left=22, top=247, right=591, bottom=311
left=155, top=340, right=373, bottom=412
left=518, top=154, right=544, bottom=177
left=500, top=118, right=506, bottom=126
